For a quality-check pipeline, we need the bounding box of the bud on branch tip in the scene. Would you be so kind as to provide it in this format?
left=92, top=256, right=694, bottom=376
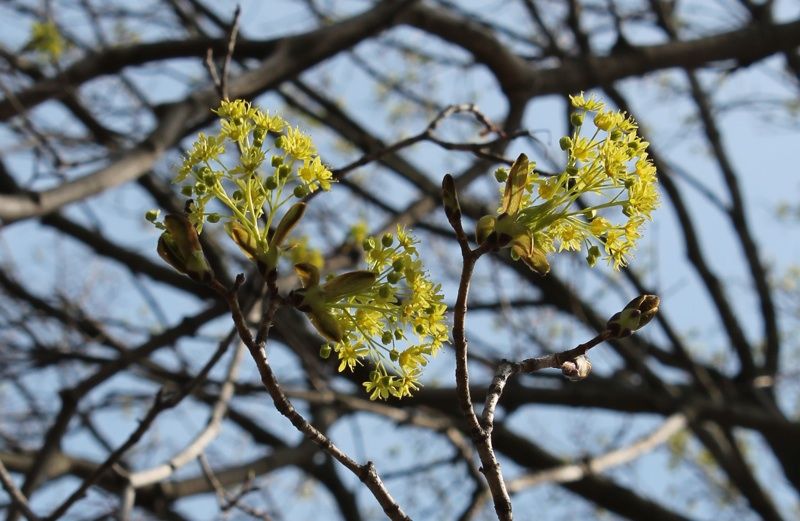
left=606, top=294, right=660, bottom=338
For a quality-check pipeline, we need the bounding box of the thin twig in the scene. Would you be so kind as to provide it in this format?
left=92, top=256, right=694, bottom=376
left=0, top=459, right=40, bottom=521
left=211, top=275, right=411, bottom=521
left=205, top=5, right=242, bottom=100
left=445, top=179, right=512, bottom=519
left=199, top=454, right=273, bottom=520
left=45, top=322, right=240, bottom=520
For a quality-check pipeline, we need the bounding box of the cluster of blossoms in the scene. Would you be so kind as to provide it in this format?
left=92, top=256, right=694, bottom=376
left=477, top=93, right=659, bottom=271
left=290, top=226, right=448, bottom=400
left=151, top=100, right=446, bottom=400
left=167, top=99, right=334, bottom=274
left=26, top=21, right=65, bottom=60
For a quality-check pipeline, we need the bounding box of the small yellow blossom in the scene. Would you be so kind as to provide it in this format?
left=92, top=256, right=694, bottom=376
left=280, top=126, right=316, bottom=160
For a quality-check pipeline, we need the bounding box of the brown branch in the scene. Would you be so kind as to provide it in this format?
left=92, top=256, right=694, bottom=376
left=0, top=459, right=39, bottom=521
left=44, top=324, right=240, bottom=520
left=0, top=0, right=419, bottom=224
left=211, top=275, right=411, bottom=521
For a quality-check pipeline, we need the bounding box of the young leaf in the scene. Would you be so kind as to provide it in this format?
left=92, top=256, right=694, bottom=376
left=499, top=153, right=528, bottom=216
left=322, top=271, right=377, bottom=301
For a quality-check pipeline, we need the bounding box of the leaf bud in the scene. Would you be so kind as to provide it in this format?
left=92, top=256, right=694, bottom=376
left=606, top=295, right=660, bottom=338
left=561, top=354, right=592, bottom=381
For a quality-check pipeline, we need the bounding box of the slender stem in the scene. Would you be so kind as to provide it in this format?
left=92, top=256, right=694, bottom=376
left=213, top=275, right=411, bottom=521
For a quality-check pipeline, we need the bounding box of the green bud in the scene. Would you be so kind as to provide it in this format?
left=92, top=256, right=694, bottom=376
left=362, top=238, right=375, bottom=251
left=610, top=129, right=622, bottom=141
left=275, top=136, right=285, bottom=149
left=320, top=344, right=332, bottom=359
left=145, top=209, right=160, bottom=222
left=387, top=271, right=401, bottom=284
left=389, top=348, right=399, bottom=361
left=586, top=245, right=600, bottom=267
left=181, top=185, right=194, bottom=197
left=381, top=233, right=394, bottom=247
left=494, top=168, right=508, bottom=183
left=194, top=183, right=207, bottom=195
left=415, top=324, right=425, bottom=335
left=382, top=331, right=393, bottom=345
left=271, top=155, right=283, bottom=167
left=394, top=329, right=404, bottom=340
left=566, top=165, right=578, bottom=176
left=253, top=128, right=266, bottom=147
left=606, top=295, right=660, bottom=338
left=570, top=111, right=584, bottom=127
left=265, top=176, right=278, bottom=190
left=392, top=258, right=405, bottom=272
left=206, top=213, right=221, bottom=223
left=293, top=184, right=309, bottom=198
left=559, top=136, right=572, bottom=151
left=277, top=165, right=291, bottom=179
left=378, top=285, right=391, bottom=299
left=232, top=189, right=243, bottom=200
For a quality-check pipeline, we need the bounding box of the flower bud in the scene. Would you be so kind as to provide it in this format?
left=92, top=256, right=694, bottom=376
left=271, top=155, right=283, bottom=167
left=570, top=111, right=584, bottom=127
left=606, top=295, right=660, bottom=338
left=320, top=344, right=332, bottom=359
left=265, top=176, right=278, bottom=190
left=381, top=233, right=394, bottom=247
left=145, top=209, right=160, bottom=222
left=293, top=184, right=308, bottom=198
left=559, top=136, right=572, bottom=151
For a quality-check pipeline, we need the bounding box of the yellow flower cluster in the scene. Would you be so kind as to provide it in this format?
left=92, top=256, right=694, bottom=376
left=484, top=93, right=659, bottom=270
left=323, top=226, right=448, bottom=400
left=27, top=21, right=65, bottom=60
left=171, top=99, right=334, bottom=272
left=153, top=103, right=447, bottom=400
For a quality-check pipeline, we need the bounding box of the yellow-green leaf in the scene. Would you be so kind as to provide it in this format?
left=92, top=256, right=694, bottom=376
left=499, top=154, right=528, bottom=216
left=323, top=271, right=376, bottom=301
left=271, top=202, right=306, bottom=248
